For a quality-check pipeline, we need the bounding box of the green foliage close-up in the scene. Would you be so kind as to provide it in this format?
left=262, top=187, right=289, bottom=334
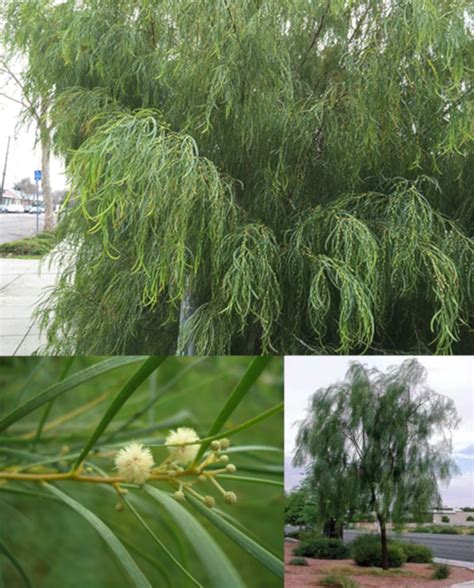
left=0, top=356, right=284, bottom=587
left=1, top=0, right=472, bottom=355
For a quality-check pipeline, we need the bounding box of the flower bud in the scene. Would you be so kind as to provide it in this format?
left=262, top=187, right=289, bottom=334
left=203, top=495, right=215, bottom=508
left=224, top=491, right=237, bottom=505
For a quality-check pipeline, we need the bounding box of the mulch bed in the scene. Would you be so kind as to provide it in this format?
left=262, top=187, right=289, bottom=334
left=285, top=542, right=474, bottom=587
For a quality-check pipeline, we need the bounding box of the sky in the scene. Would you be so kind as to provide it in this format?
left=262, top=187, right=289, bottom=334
left=0, top=68, right=66, bottom=192
left=285, top=356, right=474, bottom=508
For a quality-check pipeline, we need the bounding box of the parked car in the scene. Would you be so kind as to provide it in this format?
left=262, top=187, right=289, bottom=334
left=29, top=204, right=45, bottom=214
left=0, top=204, right=8, bottom=213
left=6, top=203, right=25, bottom=213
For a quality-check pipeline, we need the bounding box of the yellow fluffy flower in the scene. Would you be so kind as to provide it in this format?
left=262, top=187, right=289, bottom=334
left=165, top=427, right=200, bottom=465
left=115, top=442, right=154, bottom=484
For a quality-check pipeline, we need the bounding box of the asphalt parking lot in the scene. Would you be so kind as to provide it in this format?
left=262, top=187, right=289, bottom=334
left=0, top=213, right=45, bottom=244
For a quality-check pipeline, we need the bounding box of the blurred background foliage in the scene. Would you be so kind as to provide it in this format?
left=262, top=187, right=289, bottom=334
left=0, top=356, right=283, bottom=587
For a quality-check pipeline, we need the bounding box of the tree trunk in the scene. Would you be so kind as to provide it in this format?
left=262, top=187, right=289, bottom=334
left=177, top=276, right=195, bottom=355
left=377, top=513, right=389, bottom=570
left=40, top=125, right=54, bottom=231
left=323, top=518, right=342, bottom=539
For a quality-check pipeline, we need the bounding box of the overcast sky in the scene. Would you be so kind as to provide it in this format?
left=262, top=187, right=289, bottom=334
left=285, top=356, right=474, bottom=507
left=0, top=68, right=66, bottom=191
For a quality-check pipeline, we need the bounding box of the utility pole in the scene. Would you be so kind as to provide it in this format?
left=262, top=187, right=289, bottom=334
left=0, top=136, right=11, bottom=202
left=34, top=169, right=42, bottom=234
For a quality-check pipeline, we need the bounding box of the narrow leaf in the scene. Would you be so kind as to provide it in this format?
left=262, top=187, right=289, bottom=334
left=74, top=356, right=166, bottom=468
left=0, top=539, right=32, bottom=588
left=194, top=357, right=272, bottom=462
left=124, top=494, right=202, bottom=588
left=0, top=357, right=146, bottom=432
left=185, top=494, right=283, bottom=578
left=44, top=484, right=151, bottom=588
left=144, top=486, right=245, bottom=588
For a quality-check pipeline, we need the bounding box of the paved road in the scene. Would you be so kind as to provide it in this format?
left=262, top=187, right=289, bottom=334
left=344, top=530, right=474, bottom=563
left=0, top=213, right=45, bottom=243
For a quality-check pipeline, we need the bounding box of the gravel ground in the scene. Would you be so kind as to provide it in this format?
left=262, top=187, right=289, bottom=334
left=285, top=543, right=474, bottom=588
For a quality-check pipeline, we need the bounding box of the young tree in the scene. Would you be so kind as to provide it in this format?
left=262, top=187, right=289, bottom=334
left=294, top=359, right=459, bottom=569
left=2, top=0, right=472, bottom=354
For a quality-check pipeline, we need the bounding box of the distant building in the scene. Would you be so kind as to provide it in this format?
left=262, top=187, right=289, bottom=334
left=1, top=188, right=43, bottom=206
left=430, top=507, right=474, bottom=526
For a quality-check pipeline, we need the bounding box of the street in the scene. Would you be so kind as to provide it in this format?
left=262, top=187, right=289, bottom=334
left=0, top=213, right=45, bottom=244
left=344, top=530, right=474, bottom=563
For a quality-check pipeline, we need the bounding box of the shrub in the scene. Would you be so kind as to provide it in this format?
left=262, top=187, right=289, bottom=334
left=413, top=525, right=460, bottom=534
left=351, top=535, right=407, bottom=568
left=466, top=516, right=474, bottom=522
left=397, top=542, right=433, bottom=563
left=431, top=563, right=450, bottom=580
left=320, top=575, right=359, bottom=588
left=441, top=515, right=450, bottom=523
left=432, top=526, right=460, bottom=535
left=285, top=530, right=300, bottom=539
left=293, top=537, right=350, bottom=559
left=289, top=557, right=308, bottom=566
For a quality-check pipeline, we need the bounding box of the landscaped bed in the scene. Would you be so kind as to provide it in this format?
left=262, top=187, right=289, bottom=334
left=0, top=230, right=56, bottom=258
left=285, top=542, right=474, bottom=587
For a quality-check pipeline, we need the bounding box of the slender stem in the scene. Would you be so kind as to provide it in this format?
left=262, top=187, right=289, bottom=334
left=0, top=468, right=201, bottom=484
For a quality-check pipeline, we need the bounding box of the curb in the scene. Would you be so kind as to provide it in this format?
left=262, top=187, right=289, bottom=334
left=434, top=558, right=474, bottom=571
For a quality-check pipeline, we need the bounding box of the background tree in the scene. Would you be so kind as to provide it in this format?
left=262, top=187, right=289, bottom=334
left=13, top=177, right=35, bottom=196
left=294, top=359, right=459, bottom=569
left=285, top=482, right=318, bottom=529
left=2, top=0, right=472, bottom=354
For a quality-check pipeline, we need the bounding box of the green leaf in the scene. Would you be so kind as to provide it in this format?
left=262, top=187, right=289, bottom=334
left=144, top=486, right=245, bottom=588
left=44, top=483, right=151, bottom=588
left=124, top=494, right=202, bottom=588
left=73, top=356, right=166, bottom=468
left=34, top=357, right=75, bottom=444
left=185, top=494, right=283, bottom=579
left=216, top=475, right=284, bottom=487
left=0, top=357, right=146, bottom=432
left=200, top=402, right=283, bottom=445
left=194, top=357, right=272, bottom=462
left=0, top=539, right=32, bottom=588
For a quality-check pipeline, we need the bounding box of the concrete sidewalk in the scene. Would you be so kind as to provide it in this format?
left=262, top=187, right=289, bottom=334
left=0, top=257, right=59, bottom=355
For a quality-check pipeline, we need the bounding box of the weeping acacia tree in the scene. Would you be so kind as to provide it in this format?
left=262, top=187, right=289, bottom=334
left=293, top=358, right=459, bottom=570
left=2, top=0, right=472, bottom=354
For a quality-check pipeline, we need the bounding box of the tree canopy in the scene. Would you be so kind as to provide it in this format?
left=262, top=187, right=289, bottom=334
left=293, top=358, right=459, bottom=567
left=2, top=0, right=472, bottom=354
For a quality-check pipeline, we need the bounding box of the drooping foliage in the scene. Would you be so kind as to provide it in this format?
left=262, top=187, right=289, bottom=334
left=2, top=0, right=473, bottom=354
left=293, top=358, right=459, bottom=566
